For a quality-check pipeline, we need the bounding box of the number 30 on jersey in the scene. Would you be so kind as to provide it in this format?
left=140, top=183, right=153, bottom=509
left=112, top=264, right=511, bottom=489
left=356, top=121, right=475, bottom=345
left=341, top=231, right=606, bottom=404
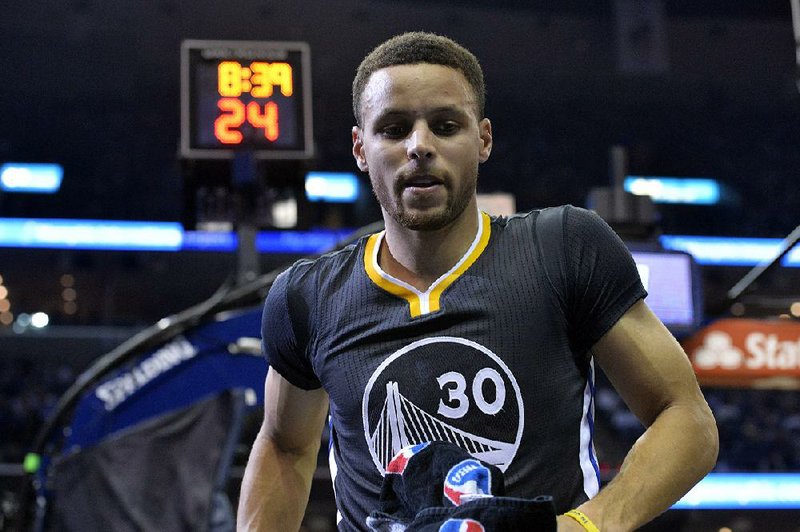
left=437, top=368, right=506, bottom=419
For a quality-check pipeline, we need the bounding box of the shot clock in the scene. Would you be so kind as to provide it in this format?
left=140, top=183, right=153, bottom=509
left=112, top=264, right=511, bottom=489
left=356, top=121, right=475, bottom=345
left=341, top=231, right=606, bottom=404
left=180, top=40, right=313, bottom=160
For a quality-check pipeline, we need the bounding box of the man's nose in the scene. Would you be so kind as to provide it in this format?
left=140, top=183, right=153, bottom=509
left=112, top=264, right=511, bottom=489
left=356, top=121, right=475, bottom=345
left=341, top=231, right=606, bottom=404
left=406, top=124, right=435, bottom=160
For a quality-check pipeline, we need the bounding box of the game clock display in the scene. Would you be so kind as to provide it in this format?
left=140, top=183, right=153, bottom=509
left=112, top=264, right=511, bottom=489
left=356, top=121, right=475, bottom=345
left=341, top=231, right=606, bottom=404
left=181, top=40, right=313, bottom=160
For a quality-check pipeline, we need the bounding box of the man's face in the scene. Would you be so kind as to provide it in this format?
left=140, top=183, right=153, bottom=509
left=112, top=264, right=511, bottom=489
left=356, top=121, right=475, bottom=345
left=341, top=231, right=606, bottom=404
left=352, top=64, right=492, bottom=231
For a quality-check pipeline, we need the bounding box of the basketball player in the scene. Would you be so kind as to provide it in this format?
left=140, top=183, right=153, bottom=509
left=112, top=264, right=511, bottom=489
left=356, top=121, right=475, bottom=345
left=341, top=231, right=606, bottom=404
left=237, top=32, right=718, bottom=531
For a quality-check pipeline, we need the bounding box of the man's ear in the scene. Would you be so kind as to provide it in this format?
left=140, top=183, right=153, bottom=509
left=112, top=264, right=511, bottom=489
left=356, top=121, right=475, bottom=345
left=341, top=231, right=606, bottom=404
left=352, top=126, right=369, bottom=172
left=478, top=118, right=493, bottom=163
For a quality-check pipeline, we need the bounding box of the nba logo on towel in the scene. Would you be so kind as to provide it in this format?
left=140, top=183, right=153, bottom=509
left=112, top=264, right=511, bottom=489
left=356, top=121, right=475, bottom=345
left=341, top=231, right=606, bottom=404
left=443, top=459, right=492, bottom=505
left=385, top=442, right=430, bottom=474
left=438, top=518, right=485, bottom=532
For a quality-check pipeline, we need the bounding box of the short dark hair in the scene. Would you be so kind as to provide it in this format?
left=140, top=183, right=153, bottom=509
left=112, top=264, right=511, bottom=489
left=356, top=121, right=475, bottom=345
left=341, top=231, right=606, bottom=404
left=352, top=32, right=486, bottom=126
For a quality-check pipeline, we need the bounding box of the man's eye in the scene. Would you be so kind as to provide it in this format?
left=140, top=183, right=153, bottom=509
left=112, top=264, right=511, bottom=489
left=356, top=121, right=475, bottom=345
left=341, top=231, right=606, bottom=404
left=380, top=125, right=407, bottom=138
left=434, top=122, right=459, bottom=135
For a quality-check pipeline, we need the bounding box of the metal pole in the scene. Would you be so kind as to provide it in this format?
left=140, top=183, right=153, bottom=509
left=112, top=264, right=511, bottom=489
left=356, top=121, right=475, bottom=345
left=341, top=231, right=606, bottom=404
left=727, top=223, right=800, bottom=302
left=232, top=151, right=260, bottom=285
left=791, top=0, right=800, bottom=92
left=610, top=145, right=629, bottom=221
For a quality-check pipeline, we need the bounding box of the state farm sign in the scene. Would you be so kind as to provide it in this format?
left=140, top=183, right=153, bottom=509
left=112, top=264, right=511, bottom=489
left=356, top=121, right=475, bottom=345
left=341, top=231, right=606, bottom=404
left=682, top=319, right=800, bottom=381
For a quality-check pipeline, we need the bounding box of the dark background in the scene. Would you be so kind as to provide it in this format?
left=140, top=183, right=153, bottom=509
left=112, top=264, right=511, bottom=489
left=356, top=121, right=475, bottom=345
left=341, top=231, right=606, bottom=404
left=2, top=0, right=799, bottom=328
left=1, top=0, right=798, bottom=235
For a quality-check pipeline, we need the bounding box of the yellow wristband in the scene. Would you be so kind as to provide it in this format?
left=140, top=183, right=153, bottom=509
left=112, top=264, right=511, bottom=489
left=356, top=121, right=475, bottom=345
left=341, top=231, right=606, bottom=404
left=564, top=509, right=600, bottom=532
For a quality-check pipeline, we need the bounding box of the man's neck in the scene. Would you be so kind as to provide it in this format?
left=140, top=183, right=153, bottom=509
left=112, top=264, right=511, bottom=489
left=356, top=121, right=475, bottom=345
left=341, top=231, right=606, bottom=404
left=379, top=202, right=480, bottom=292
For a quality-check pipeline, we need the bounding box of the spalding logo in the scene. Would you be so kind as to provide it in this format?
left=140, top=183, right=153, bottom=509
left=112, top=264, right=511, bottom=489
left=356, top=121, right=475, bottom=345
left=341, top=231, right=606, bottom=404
left=443, top=459, right=492, bottom=506
left=438, top=518, right=485, bottom=532
left=386, top=442, right=430, bottom=474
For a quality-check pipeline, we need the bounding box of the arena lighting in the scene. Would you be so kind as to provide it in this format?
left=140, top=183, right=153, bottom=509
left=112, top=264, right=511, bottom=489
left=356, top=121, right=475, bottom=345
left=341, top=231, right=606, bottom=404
left=0, top=163, right=63, bottom=193
left=672, top=473, right=800, bottom=510
left=0, top=218, right=352, bottom=252
left=305, top=172, right=359, bottom=203
left=1, top=217, right=798, bottom=264
left=182, top=229, right=351, bottom=252
left=624, top=176, right=720, bottom=205
left=0, top=219, right=183, bottom=251
left=271, top=197, right=298, bottom=228
left=30, top=312, right=49, bottom=328
left=255, top=229, right=354, bottom=254
left=660, top=235, right=800, bottom=267
left=182, top=231, right=237, bottom=252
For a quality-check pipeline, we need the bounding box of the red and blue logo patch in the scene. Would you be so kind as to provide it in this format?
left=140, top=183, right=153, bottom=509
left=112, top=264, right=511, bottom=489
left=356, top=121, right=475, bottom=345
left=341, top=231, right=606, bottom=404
left=443, top=459, right=493, bottom=506
left=385, top=442, right=430, bottom=474
left=438, top=518, right=486, bottom=532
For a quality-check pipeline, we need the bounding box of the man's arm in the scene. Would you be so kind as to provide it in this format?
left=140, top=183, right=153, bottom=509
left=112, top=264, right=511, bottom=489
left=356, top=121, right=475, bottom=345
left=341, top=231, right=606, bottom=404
left=237, top=367, right=329, bottom=531
left=559, top=299, right=718, bottom=531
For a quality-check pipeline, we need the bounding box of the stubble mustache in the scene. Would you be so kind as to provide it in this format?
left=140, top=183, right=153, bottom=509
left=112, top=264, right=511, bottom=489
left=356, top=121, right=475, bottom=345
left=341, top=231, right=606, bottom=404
left=394, top=168, right=449, bottom=195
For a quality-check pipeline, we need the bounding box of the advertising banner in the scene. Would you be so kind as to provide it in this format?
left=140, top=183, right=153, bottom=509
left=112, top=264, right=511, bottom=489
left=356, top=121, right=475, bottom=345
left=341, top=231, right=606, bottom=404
left=682, top=318, right=800, bottom=388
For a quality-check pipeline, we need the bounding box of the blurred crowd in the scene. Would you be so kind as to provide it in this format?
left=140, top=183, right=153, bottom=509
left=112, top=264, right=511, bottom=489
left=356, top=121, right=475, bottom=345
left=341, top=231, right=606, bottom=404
left=595, top=377, right=800, bottom=473
left=2, top=356, right=799, bottom=474
left=0, top=359, right=76, bottom=464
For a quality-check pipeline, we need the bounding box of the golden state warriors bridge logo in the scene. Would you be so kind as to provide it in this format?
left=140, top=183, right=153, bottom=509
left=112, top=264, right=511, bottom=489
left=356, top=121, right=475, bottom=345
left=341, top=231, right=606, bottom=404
left=362, top=337, right=524, bottom=474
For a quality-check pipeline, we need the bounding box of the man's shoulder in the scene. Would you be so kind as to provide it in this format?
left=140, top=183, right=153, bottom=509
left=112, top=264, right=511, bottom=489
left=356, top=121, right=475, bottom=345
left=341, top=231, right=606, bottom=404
left=280, top=234, right=370, bottom=287
left=487, top=205, right=606, bottom=263
left=489, top=205, right=597, bottom=234
left=488, top=205, right=565, bottom=234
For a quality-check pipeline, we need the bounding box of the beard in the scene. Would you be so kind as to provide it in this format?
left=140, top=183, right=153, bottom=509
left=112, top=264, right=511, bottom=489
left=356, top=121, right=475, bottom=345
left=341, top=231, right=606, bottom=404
left=370, top=169, right=478, bottom=231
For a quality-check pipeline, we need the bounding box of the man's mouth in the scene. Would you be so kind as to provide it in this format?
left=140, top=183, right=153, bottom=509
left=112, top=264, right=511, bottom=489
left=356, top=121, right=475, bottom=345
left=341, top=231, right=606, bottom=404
left=402, top=175, right=444, bottom=189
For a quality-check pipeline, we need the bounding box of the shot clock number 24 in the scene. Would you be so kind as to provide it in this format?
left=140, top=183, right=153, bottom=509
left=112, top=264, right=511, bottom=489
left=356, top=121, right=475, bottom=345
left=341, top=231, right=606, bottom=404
left=215, top=61, right=292, bottom=144
left=181, top=40, right=314, bottom=160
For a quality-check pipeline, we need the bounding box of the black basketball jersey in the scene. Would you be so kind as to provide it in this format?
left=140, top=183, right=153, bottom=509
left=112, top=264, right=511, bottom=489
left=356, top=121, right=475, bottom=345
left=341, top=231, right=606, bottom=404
left=262, top=205, right=646, bottom=531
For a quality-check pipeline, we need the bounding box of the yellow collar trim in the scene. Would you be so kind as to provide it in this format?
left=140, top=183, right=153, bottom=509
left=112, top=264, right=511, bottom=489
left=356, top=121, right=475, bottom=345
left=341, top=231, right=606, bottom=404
left=364, top=211, right=492, bottom=318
